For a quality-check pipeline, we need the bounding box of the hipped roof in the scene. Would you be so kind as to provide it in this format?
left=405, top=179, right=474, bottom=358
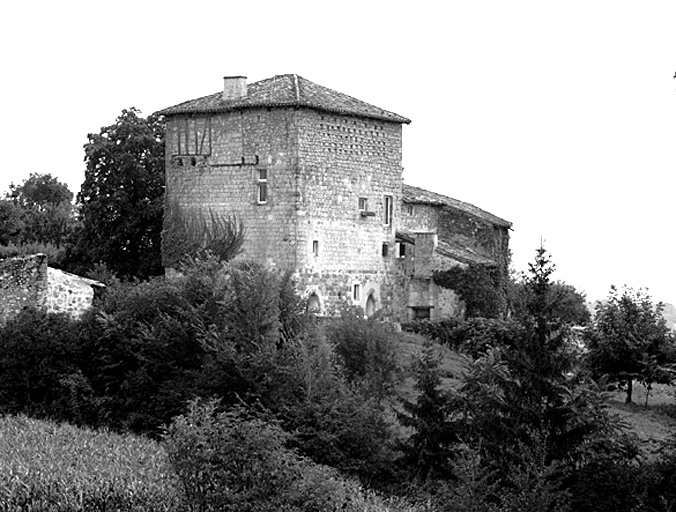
left=158, top=74, right=411, bottom=124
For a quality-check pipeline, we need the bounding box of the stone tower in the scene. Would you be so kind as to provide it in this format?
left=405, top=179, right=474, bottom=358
left=158, top=74, right=411, bottom=318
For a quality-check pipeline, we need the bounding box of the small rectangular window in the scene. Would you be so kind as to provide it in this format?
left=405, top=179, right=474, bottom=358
left=395, top=242, right=406, bottom=258
left=353, top=283, right=361, bottom=301
left=407, top=204, right=414, bottom=215
left=384, top=195, right=393, bottom=226
left=257, top=169, right=267, bottom=204
left=382, top=243, right=389, bottom=257
left=358, top=197, right=368, bottom=211
left=312, top=240, right=319, bottom=257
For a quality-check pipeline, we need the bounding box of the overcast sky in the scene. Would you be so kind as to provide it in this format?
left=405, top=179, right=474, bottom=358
left=1, top=1, right=675, bottom=303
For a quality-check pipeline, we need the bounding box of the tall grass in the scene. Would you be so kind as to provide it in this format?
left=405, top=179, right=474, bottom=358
left=0, top=415, right=182, bottom=511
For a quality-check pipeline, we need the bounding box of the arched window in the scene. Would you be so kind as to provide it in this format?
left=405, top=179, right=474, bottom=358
left=365, top=293, right=376, bottom=317
left=307, top=293, right=321, bottom=314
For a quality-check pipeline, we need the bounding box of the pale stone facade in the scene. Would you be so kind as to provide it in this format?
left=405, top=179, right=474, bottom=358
left=0, top=254, right=102, bottom=324
left=159, top=74, right=511, bottom=322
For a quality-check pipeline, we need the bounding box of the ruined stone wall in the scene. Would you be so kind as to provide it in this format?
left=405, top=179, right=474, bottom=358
left=293, top=110, right=403, bottom=316
left=0, top=254, right=48, bottom=324
left=164, top=108, right=300, bottom=269
left=44, top=268, right=98, bottom=318
left=0, top=255, right=99, bottom=324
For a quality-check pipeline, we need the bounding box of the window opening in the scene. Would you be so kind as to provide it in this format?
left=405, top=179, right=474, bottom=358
left=412, top=307, right=431, bottom=320
left=358, top=197, right=368, bottom=211
left=382, top=243, right=389, bottom=257
left=384, top=195, right=393, bottom=226
left=365, top=293, right=376, bottom=317
left=312, top=240, right=319, bottom=257
left=257, top=169, right=268, bottom=203
left=307, top=293, right=321, bottom=313
left=352, top=283, right=361, bottom=301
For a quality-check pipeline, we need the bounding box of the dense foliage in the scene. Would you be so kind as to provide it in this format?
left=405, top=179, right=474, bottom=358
left=72, top=108, right=165, bottom=279
left=2, top=242, right=676, bottom=510
left=433, top=263, right=507, bottom=318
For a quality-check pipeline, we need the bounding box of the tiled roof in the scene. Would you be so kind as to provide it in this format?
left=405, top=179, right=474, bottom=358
left=402, top=184, right=512, bottom=228
left=157, top=74, right=411, bottom=124
left=435, top=240, right=498, bottom=266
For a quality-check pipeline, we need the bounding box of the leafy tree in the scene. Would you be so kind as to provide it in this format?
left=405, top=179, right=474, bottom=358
left=3, top=173, right=76, bottom=248
left=74, top=108, right=165, bottom=279
left=0, top=200, right=23, bottom=245
left=509, top=278, right=590, bottom=327
left=585, top=286, right=676, bottom=404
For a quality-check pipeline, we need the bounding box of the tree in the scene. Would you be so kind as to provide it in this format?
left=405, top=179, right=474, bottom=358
left=586, top=286, right=676, bottom=404
left=0, top=200, right=23, bottom=245
left=74, top=108, right=165, bottom=279
left=4, top=173, right=76, bottom=248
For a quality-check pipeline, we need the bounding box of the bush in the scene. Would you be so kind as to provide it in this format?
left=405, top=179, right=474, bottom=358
left=402, top=317, right=524, bottom=358
left=0, top=415, right=181, bottom=511
left=164, top=399, right=367, bottom=512
left=0, top=308, right=83, bottom=422
left=327, top=307, right=402, bottom=402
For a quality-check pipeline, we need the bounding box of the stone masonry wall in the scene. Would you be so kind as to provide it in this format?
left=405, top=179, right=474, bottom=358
left=44, top=268, right=99, bottom=318
left=164, top=108, right=300, bottom=269
left=0, top=255, right=99, bottom=324
left=0, top=254, right=48, bottom=324
left=294, top=110, right=403, bottom=317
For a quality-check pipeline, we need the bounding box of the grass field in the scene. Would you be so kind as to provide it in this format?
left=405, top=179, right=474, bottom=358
left=607, top=383, right=676, bottom=457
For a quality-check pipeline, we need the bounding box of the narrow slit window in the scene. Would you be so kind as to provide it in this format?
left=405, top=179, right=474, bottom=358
left=384, top=195, right=393, bottom=225
left=358, top=197, right=368, bottom=211
left=312, top=240, right=319, bottom=257
left=257, top=169, right=268, bottom=204
left=382, top=242, right=389, bottom=257
left=352, top=283, right=361, bottom=301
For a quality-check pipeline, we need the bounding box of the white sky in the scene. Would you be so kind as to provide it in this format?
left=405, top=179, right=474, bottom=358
left=1, top=0, right=675, bottom=303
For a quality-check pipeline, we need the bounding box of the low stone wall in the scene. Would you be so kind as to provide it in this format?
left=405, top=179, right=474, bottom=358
left=0, top=254, right=101, bottom=324
left=0, top=254, right=48, bottom=324
left=44, top=268, right=101, bottom=318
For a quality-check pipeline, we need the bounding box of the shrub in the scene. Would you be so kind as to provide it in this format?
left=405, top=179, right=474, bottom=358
left=402, top=317, right=524, bottom=358
left=0, top=308, right=83, bottom=421
left=164, top=399, right=366, bottom=512
left=0, top=415, right=181, bottom=511
left=327, top=307, right=402, bottom=402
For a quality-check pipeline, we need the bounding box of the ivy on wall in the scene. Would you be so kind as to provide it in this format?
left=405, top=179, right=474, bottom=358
left=432, top=264, right=507, bottom=319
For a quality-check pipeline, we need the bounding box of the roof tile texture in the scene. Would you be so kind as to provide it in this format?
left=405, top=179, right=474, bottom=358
left=158, top=74, right=411, bottom=124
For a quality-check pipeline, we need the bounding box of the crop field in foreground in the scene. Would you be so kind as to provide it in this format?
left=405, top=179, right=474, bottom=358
left=0, top=415, right=182, bottom=511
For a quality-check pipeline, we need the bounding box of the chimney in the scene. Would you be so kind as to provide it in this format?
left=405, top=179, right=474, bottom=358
left=223, top=76, right=247, bottom=101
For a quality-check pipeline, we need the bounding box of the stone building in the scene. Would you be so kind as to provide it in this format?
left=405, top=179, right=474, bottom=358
left=158, top=74, right=511, bottom=321
left=0, top=254, right=103, bottom=324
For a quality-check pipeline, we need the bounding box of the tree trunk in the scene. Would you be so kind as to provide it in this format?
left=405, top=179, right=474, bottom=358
left=625, top=379, right=633, bottom=404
